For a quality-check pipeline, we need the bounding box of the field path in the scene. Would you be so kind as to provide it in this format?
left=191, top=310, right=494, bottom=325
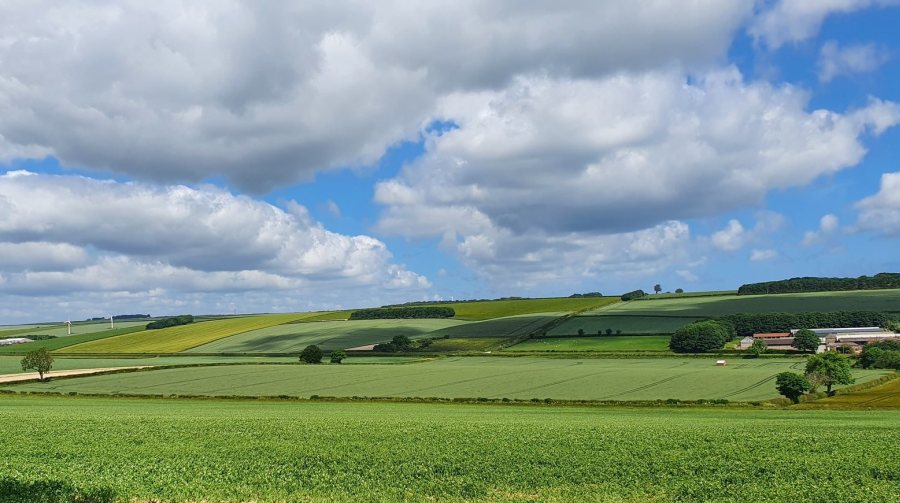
left=0, top=366, right=151, bottom=384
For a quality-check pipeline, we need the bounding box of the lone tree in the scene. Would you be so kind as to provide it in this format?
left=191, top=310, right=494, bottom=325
left=805, top=352, right=855, bottom=395
left=747, top=338, right=767, bottom=358
left=299, top=345, right=323, bottom=364
left=654, top=284, right=662, bottom=294
left=21, top=348, right=54, bottom=381
left=330, top=350, right=347, bottom=364
left=775, top=372, right=810, bottom=403
left=792, top=329, right=820, bottom=353
left=669, top=321, right=730, bottom=353
left=675, top=288, right=684, bottom=294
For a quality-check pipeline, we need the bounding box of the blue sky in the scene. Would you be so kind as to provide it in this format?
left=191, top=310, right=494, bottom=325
left=1, top=2, right=900, bottom=323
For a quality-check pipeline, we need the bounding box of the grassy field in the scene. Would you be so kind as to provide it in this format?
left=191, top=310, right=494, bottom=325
left=0, top=355, right=301, bottom=375
left=7, top=357, right=889, bottom=402
left=426, top=297, right=617, bottom=320
left=187, top=318, right=468, bottom=353
left=6, top=321, right=148, bottom=338
left=0, top=326, right=146, bottom=355
left=62, top=314, right=312, bottom=354
left=586, top=289, right=900, bottom=317
left=800, top=378, right=900, bottom=409
left=548, top=315, right=704, bottom=335
left=507, top=336, right=672, bottom=352
left=0, top=396, right=897, bottom=502
left=426, top=314, right=561, bottom=339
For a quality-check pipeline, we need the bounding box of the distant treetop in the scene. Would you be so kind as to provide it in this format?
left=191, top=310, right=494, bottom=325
left=738, top=273, right=900, bottom=295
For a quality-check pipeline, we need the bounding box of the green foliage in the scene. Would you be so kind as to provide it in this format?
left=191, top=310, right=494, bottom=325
left=775, top=372, right=810, bottom=403
left=654, top=284, right=662, bottom=294
left=792, top=329, right=820, bottom=353
left=721, top=311, right=892, bottom=338
left=806, top=352, right=855, bottom=395
left=20, top=348, right=53, bottom=381
left=569, top=292, right=603, bottom=298
left=329, top=350, right=346, bottom=364
left=349, top=307, right=455, bottom=320
left=859, top=343, right=900, bottom=370
left=748, top=338, right=767, bottom=357
left=669, top=321, right=730, bottom=353
left=298, top=345, right=323, bottom=364
left=738, top=272, right=900, bottom=295
left=620, top=289, right=646, bottom=301
left=146, top=315, right=194, bottom=330
left=675, top=288, right=684, bottom=294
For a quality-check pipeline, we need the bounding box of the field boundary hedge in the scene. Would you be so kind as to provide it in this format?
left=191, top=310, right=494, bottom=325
left=349, top=307, right=455, bottom=320
left=738, top=273, right=900, bottom=295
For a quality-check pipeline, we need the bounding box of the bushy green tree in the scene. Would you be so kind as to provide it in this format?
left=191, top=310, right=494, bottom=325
left=654, top=284, right=662, bottom=294
left=675, top=288, right=684, bottom=294
left=21, top=348, right=54, bottom=381
left=747, top=338, right=767, bottom=358
left=391, top=335, right=412, bottom=350
left=805, top=352, right=855, bottom=395
left=669, top=321, right=730, bottom=353
left=330, top=350, right=347, bottom=364
left=299, top=345, right=323, bottom=364
left=792, top=329, right=820, bottom=353
left=775, top=372, right=810, bottom=403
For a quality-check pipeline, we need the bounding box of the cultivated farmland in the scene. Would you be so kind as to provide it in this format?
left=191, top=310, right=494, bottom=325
left=61, top=314, right=312, bottom=354
left=8, top=357, right=889, bottom=401
left=187, top=318, right=468, bottom=353
left=0, top=326, right=146, bottom=354
left=424, top=297, right=617, bottom=320
left=507, top=335, right=672, bottom=352
left=0, top=396, right=897, bottom=502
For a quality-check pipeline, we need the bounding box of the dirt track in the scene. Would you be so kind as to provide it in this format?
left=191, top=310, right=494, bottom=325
left=0, top=366, right=152, bottom=384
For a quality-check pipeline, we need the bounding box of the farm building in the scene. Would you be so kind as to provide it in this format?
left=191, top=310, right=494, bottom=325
left=741, top=327, right=899, bottom=353
left=0, top=337, right=33, bottom=346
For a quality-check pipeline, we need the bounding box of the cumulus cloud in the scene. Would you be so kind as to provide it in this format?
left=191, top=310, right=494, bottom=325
left=855, top=171, right=900, bottom=235
left=0, top=171, right=428, bottom=310
left=0, top=1, right=753, bottom=192
left=710, top=212, right=786, bottom=251
left=751, top=0, right=900, bottom=48
left=803, top=213, right=841, bottom=245
left=712, top=220, right=747, bottom=251
left=750, top=249, right=779, bottom=261
left=376, top=67, right=891, bottom=282
left=818, top=41, right=891, bottom=82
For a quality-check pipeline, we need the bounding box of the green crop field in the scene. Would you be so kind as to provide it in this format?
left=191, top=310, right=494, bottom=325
left=426, top=314, right=561, bottom=339
left=507, top=336, right=672, bottom=352
left=426, top=297, right=618, bottom=320
left=549, top=315, right=705, bottom=335
left=8, top=321, right=148, bottom=338
left=586, top=289, right=900, bottom=317
left=0, top=327, right=146, bottom=355
left=62, top=314, right=313, bottom=354
left=187, top=318, right=468, bottom=353
left=8, top=357, right=889, bottom=402
left=0, top=396, right=897, bottom=502
left=0, top=355, right=299, bottom=376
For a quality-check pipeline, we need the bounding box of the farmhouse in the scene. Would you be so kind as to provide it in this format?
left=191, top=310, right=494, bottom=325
left=741, top=327, right=899, bottom=353
left=0, top=337, right=33, bottom=346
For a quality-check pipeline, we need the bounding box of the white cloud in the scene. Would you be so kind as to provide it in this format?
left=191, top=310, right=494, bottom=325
left=855, top=171, right=900, bottom=235
left=0, top=171, right=428, bottom=317
left=818, top=41, right=891, bottom=82
left=0, top=1, right=754, bottom=192
left=675, top=270, right=699, bottom=282
left=750, top=248, right=779, bottom=261
left=750, top=0, right=900, bottom=48
left=712, top=220, right=747, bottom=251
left=325, top=200, right=342, bottom=218
left=803, top=213, right=840, bottom=245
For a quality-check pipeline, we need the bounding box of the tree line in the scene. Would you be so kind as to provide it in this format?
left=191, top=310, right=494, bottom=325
left=349, top=307, right=455, bottom=320
left=146, top=315, right=194, bottom=330
left=737, top=272, right=900, bottom=295
left=720, top=311, right=893, bottom=338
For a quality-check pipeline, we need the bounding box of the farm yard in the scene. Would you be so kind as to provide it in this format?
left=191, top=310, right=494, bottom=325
left=6, top=357, right=890, bottom=402
left=0, top=396, right=897, bottom=502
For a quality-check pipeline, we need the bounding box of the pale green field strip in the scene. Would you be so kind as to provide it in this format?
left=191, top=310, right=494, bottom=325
left=0, top=326, right=147, bottom=354
left=0, top=326, right=47, bottom=338
left=427, top=297, right=618, bottom=320
left=549, top=315, right=705, bottom=335
left=0, top=355, right=299, bottom=375
left=8, top=357, right=889, bottom=401
left=584, top=289, right=900, bottom=317
left=507, top=336, right=672, bottom=352
left=0, top=397, right=897, bottom=502
left=188, top=318, right=469, bottom=353
left=8, top=321, right=148, bottom=338
left=426, top=313, right=562, bottom=339
left=62, top=313, right=315, bottom=354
